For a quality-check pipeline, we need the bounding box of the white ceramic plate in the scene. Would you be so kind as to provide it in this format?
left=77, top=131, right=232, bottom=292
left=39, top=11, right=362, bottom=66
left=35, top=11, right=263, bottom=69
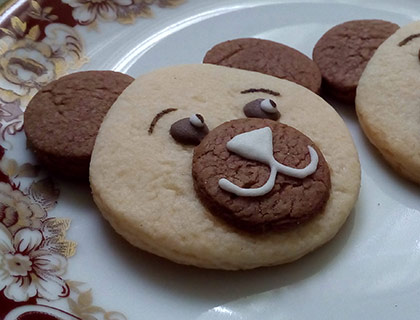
left=1, top=0, right=419, bottom=319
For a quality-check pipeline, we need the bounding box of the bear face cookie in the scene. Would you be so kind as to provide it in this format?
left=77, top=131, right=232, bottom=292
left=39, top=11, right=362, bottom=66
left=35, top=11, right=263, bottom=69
left=356, top=21, right=420, bottom=184
left=90, top=64, right=360, bottom=270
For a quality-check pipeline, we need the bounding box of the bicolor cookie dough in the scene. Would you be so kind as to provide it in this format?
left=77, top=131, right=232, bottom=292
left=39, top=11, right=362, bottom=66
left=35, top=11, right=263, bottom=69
left=356, top=21, right=420, bottom=184
left=203, top=38, right=322, bottom=93
left=24, top=71, right=134, bottom=179
left=90, top=64, right=361, bottom=270
left=313, top=20, right=399, bottom=103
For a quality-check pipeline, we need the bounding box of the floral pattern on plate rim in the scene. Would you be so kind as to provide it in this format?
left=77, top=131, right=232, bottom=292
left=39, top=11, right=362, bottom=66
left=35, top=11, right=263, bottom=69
left=0, top=0, right=185, bottom=318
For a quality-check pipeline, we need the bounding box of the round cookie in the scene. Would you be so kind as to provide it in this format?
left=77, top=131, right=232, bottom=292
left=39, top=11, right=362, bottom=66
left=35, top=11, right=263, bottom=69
left=193, top=118, right=331, bottom=233
left=313, top=20, right=399, bottom=103
left=356, top=21, right=420, bottom=184
left=203, top=38, right=322, bottom=94
left=24, top=71, right=134, bottom=179
left=90, top=64, right=360, bottom=270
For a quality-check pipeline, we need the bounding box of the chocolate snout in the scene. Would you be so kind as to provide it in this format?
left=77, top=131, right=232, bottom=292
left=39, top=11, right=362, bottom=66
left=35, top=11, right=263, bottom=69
left=192, top=118, right=331, bottom=233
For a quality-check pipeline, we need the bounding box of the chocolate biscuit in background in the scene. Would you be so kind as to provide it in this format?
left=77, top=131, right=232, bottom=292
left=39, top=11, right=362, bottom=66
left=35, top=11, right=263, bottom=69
left=24, top=71, right=134, bottom=180
left=203, top=38, right=322, bottom=93
left=313, top=19, right=399, bottom=103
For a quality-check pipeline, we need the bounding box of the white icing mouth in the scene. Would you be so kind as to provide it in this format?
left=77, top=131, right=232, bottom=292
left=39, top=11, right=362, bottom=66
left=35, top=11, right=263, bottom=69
left=218, top=127, right=319, bottom=197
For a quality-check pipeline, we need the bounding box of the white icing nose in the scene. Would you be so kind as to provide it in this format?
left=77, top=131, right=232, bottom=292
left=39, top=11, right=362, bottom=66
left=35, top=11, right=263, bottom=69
left=219, top=126, right=319, bottom=197
left=226, top=127, right=273, bottom=165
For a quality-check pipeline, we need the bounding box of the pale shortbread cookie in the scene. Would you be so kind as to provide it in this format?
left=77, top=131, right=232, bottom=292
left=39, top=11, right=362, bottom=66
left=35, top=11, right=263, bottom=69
left=90, top=64, right=360, bottom=270
left=356, top=21, right=420, bottom=184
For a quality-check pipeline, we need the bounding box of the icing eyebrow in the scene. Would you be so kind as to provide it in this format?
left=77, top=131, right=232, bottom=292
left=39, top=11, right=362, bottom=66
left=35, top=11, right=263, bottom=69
left=148, top=108, right=177, bottom=134
left=240, top=88, right=280, bottom=96
left=398, top=33, right=420, bottom=46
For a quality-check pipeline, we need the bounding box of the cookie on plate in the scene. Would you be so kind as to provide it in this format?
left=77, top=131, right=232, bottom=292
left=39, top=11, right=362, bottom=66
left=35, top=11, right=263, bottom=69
left=356, top=21, right=420, bottom=184
left=90, top=64, right=360, bottom=270
left=313, top=20, right=399, bottom=103
left=203, top=38, right=322, bottom=93
left=24, top=71, right=134, bottom=179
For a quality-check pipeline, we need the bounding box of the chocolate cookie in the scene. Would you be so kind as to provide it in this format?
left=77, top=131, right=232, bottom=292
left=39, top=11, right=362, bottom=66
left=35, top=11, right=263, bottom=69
left=313, top=19, right=399, bottom=103
left=24, top=71, right=134, bottom=179
left=203, top=38, right=322, bottom=93
left=193, top=118, right=330, bottom=233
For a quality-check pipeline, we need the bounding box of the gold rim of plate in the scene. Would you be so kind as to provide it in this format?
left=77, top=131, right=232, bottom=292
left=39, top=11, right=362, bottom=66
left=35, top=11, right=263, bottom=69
left=0, top=0, right=18, bottom=15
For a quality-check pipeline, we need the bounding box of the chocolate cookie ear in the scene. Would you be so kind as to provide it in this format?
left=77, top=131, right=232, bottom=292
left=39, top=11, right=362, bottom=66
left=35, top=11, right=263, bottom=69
left=170, top=114, right=209, bottom=145
left=243, top=98, right=281, bottom=120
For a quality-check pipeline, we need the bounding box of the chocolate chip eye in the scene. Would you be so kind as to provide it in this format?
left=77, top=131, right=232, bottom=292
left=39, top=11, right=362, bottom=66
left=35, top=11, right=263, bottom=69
left=243, top=98, right=281, bottom=121
left=170, top=113, right=209, bottom=145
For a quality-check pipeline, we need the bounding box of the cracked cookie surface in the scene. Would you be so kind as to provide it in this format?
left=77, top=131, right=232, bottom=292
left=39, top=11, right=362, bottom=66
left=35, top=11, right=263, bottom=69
left=193, top=118, right=330, bottom=232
